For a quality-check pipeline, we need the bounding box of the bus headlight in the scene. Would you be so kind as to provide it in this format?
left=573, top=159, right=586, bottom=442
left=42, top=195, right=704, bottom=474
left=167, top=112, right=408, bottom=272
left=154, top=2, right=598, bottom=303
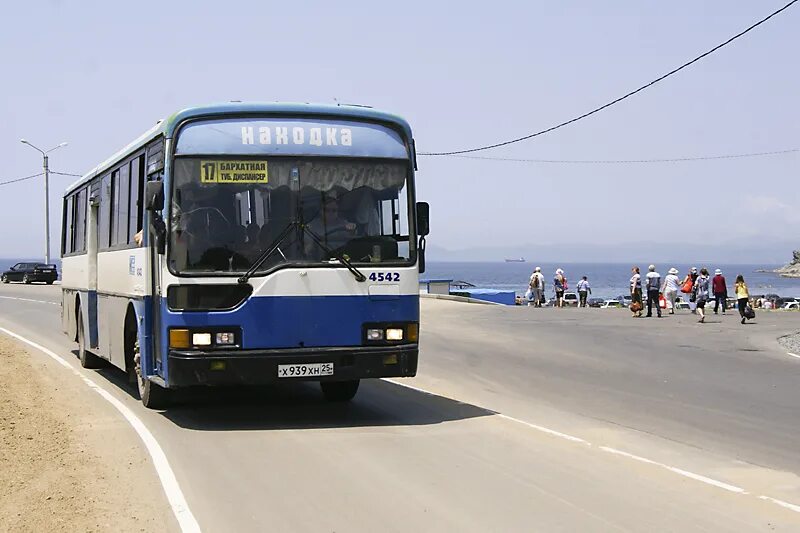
left=215, top=332, right=236, bottom=345
left=363, top=323, right=418, bottom=344
left=192, top=332, right=212, bottom=346
left=385, top=328, right=404, bottom=341
left=366, top=328, right=384, bottom=341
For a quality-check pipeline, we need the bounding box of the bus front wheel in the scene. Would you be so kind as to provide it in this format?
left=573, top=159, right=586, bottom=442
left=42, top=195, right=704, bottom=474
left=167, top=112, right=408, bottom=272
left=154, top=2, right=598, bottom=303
left=133, top=336, right=170, bottom=409
left=320, top=380, right=360, bottom=402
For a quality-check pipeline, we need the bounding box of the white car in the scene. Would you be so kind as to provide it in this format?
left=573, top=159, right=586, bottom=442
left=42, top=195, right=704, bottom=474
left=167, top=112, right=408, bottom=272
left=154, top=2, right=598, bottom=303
left=783, top=301, right=800, bottom=310
left=562, top=292, right=579, bottom=307
left=600, top=299, right=623, bottom=308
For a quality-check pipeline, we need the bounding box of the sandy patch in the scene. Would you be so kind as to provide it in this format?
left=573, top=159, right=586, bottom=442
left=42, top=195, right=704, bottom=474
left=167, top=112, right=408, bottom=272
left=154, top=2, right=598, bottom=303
left=0, top=335, right=176, bottom=532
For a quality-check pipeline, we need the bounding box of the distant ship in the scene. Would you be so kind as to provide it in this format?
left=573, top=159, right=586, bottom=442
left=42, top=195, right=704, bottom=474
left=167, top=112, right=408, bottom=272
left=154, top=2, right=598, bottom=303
left=504, top=257, right=526, bottom=263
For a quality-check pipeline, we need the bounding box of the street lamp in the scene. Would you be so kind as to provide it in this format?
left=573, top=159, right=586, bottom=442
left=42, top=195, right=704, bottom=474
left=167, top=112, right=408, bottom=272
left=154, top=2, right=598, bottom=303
left=20, top=139, right=68, bottom=265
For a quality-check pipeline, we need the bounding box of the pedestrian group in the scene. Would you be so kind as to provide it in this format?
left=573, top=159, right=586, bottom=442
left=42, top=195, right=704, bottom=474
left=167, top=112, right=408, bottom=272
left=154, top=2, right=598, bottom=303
left=526, top=265, right=755, bottom=324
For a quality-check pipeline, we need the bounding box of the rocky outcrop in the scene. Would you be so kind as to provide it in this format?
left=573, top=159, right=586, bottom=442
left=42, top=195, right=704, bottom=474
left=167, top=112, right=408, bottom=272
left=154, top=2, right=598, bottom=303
left=775, top=250, right=800, bottom=277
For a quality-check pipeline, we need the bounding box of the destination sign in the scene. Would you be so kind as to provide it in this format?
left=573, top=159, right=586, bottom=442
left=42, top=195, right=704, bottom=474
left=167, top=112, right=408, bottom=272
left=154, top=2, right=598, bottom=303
left=200, top=160, right=268, bottom=183
left=175, top=118, right=408, bottom=159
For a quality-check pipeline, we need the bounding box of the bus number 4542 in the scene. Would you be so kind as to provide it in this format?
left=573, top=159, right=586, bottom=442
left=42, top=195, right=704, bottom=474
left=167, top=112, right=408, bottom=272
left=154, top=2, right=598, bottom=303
left=369, top=272, right=400, bottom=282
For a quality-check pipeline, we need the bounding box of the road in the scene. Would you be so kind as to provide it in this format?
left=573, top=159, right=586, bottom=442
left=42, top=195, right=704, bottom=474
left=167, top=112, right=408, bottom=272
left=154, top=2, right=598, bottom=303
left=2, top=283, right=800, bottom=532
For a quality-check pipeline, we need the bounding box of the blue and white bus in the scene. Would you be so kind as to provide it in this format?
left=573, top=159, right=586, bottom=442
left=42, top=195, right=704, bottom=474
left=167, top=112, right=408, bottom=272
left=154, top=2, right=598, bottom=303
left=61, top=103, right=429, bottom=408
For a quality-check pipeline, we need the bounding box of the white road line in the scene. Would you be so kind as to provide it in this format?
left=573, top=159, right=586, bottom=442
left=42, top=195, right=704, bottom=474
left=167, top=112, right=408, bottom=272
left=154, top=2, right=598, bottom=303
left=787, top=352, right=800, bottom=359
left=599, top=446, right=747, bottom=494
left=759, top=496, right=800, bottom=513
left=0, top=327, right=201, bottom=533
left=0, top=295, right=59, bottom=305
left=386, top=378, right=800, bottom=515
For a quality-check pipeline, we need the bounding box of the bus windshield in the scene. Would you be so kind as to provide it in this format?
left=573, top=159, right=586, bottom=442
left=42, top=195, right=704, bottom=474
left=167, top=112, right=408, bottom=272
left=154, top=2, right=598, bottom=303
left=168, top=157, right=413, bottom=275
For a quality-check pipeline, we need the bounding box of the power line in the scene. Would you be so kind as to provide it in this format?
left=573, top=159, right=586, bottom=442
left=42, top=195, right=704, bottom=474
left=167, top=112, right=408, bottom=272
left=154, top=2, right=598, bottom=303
left=50, top=170, right=83, bottom=177
left=0, top=172, right=44, bottom=186
left=445, top=147, right=800, bottom=165
left=420, top=0, right=799, bottom=156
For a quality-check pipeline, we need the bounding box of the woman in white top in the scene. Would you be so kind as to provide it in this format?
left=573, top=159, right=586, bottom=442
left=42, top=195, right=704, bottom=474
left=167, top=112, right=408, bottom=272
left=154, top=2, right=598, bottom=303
left=629, top=266, right=642, bottom=318
left=661, top=267, right=682, bottom=314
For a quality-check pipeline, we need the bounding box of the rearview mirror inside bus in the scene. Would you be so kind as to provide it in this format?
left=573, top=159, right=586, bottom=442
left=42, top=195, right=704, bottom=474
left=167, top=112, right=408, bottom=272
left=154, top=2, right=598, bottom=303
left=416, top=202, right=430, bottom=237
left=145, top=180, right=164, bottom=211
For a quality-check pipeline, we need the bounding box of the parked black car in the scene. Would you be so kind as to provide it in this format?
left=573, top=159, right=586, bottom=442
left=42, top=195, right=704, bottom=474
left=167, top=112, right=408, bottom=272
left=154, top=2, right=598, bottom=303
left=1, top=262, right=58, bottom=284
left=587, top=297, right=605, bottom=308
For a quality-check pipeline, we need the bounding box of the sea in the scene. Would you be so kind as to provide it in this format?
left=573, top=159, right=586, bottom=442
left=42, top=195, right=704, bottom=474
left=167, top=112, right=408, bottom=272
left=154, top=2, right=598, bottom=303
left=3, top=257, right=798, bottom=300
left=423, top=261, right=800, bottom=300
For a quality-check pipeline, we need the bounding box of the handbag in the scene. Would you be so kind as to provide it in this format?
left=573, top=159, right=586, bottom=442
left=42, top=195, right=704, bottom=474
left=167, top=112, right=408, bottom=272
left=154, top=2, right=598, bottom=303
left=630, top=301, right=642, bottom=313
left=680, top=278, right=693, bottom=294
left=744, top=304, right=756, bottom=319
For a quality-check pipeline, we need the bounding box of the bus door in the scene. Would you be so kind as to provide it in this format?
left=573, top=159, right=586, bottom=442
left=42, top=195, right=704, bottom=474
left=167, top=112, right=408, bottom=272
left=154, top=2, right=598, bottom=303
left=145, top=138, right=166, bottom=378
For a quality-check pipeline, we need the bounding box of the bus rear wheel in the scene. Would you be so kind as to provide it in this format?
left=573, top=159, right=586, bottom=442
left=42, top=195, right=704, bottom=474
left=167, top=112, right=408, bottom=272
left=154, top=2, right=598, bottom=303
left=320, top=380, right=360, bottom=402
left=77, top=311, right=103, bottom=369
left=133, top=336, right=170, bottom=409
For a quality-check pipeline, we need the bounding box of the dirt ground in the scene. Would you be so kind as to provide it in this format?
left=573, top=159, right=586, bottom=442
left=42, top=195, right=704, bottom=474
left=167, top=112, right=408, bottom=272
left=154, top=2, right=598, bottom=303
left=0, top=335, right=176, bottom=532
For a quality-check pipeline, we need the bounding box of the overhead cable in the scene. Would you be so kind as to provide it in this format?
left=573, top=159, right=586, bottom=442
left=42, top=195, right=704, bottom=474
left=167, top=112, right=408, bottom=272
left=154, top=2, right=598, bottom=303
left=447, top=147, right=800, bottom=165
left=0, top=172, right=44, bottom=186
left=50, top=170, right=83, bottom=177
left=419, top=0, right=799, bottom=156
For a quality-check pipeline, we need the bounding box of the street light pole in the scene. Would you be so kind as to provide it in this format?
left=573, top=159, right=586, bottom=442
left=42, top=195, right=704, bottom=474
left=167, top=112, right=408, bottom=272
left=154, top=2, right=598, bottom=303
left=20, top=139, right=68, bottom=265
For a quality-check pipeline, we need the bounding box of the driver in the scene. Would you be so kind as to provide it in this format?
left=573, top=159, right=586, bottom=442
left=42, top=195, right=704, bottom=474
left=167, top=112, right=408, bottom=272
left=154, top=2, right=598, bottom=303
left=306, top=193, right=356, bottom=257
left=171, top=184, right=231, bottom=269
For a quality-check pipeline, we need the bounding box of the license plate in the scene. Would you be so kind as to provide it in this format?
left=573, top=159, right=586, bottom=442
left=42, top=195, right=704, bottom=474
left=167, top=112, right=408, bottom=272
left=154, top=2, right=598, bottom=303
left=278, top=362, right=334, bottom=378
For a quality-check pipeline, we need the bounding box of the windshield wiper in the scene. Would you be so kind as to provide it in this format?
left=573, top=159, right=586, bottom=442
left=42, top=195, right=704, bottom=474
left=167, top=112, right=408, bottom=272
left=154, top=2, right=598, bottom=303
left=301, top=226, right=367, bottom=283
left=237, top=222, right=296, bottom=284
left=238, top=222, right=367, bottom=284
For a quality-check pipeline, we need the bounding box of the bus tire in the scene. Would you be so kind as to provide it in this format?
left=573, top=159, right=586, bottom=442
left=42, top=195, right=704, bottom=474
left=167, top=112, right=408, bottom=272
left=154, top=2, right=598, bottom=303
left=320, top=380, right=360, bottom=402
left=77, top=313, right=103, bottom=369
left=133, top=335, right=170, bottom=409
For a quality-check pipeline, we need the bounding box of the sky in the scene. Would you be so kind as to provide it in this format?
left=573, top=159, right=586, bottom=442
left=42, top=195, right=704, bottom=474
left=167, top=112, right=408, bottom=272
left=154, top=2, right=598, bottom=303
left=1, top=0, right=797, bottom=263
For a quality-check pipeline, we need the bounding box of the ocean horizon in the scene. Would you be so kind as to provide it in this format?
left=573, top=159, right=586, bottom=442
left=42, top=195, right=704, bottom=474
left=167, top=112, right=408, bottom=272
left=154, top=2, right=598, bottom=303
left=2, top=257, right=797, bottom=299
left=424, top=261, right=800, bottom=299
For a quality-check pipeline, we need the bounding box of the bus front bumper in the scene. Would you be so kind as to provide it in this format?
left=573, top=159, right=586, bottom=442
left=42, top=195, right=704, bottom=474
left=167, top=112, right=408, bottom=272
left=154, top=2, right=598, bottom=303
left=166, top=344, right=418, bottom=387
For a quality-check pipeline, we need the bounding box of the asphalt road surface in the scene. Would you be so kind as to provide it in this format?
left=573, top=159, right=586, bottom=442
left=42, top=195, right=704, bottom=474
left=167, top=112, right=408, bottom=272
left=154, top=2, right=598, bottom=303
left=2, top=284, right=800, bottom=532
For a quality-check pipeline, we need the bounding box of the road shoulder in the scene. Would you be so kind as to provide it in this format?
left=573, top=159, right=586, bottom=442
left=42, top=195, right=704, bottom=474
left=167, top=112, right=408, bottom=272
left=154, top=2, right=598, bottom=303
left=0, top=334, right=176, bottom=532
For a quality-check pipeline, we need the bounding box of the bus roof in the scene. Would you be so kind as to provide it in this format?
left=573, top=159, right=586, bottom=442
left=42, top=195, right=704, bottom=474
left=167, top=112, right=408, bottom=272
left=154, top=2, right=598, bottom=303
left=64, top=102, right=414, bottom=195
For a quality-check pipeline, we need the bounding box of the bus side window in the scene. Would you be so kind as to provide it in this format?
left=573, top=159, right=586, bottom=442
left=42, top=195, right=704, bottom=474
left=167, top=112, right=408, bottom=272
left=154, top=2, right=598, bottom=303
left=129, top=155, right=144, bottom=243
left=99, top=174, right=111, bottom=248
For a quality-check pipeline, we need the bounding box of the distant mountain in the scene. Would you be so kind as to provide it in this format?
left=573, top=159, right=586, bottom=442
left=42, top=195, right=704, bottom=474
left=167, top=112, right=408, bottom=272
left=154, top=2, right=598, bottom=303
left=426, top=239, right=797, bottom=265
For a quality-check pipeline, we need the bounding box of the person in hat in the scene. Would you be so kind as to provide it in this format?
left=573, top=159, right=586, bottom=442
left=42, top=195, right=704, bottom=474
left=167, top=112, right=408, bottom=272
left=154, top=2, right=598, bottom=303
left=645, top=264, right=662, bottom=318
left=712, top=268, right=728, bottom=314
left=528, top=266, right=545, bottom=307
left=661, top=267, right=682, bottom=314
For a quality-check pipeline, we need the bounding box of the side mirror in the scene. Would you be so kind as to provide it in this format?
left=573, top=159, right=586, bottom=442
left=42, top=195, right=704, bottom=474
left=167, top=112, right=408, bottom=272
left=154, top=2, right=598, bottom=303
left=144, top=181, right=164, bottom=211
left=416, top=201, right=430, bottom=237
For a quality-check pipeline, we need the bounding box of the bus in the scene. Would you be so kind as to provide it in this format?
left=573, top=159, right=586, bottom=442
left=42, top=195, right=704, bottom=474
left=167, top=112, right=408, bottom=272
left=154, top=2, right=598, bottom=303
left=61, top=103, right=429, bottom=408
